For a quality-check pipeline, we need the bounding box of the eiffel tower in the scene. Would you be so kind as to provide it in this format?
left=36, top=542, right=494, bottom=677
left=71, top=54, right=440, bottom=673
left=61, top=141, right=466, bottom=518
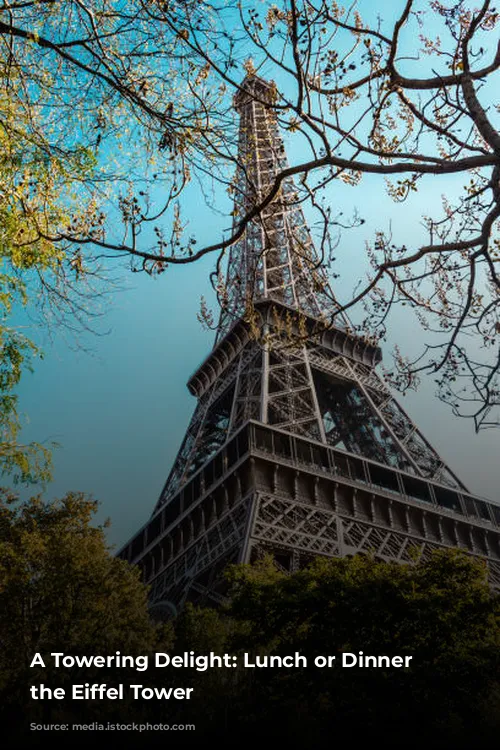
left=119, top=74, right=500, bottom=611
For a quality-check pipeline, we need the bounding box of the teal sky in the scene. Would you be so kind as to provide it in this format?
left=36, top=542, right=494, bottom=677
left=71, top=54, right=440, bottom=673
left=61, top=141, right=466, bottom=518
left=13, top=1, right=500, bottom=549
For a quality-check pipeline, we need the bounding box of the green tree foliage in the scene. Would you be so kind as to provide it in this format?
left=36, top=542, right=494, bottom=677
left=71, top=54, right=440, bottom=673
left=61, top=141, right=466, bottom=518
left=0, top=86, right=100, bottom=483
left=0, top=312, right=51, bottom=483
left=0, top=490, right=165, bottom=728
left=2, top=493, right=499, bottom=747
left=0, top=1, right=223, bottom=482
left=0, top=0, right=225, bottom=266
left=171, top=551, right=500, bottom=744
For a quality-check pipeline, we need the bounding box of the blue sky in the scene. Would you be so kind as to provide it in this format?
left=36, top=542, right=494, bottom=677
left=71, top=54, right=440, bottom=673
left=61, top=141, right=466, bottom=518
left=13, top=1, right=500, bottom=549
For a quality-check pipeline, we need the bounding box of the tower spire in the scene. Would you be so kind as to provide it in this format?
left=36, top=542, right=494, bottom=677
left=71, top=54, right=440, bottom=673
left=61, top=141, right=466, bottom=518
left=217, top=73, right=343, bottom=342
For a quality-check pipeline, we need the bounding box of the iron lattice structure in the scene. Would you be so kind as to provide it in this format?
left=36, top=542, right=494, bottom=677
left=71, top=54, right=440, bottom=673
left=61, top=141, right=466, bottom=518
left=119, top=75, right=500, bottom=609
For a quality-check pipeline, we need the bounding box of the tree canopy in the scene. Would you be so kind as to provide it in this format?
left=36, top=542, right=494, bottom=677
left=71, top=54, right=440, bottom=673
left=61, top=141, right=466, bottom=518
left=1, top=489, right=499, bottom=745
left=0, top=0, right=499, bottom=461
left=171, top=551, right=500, bottom=744
left=0, top=489, right=163, bottom=729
